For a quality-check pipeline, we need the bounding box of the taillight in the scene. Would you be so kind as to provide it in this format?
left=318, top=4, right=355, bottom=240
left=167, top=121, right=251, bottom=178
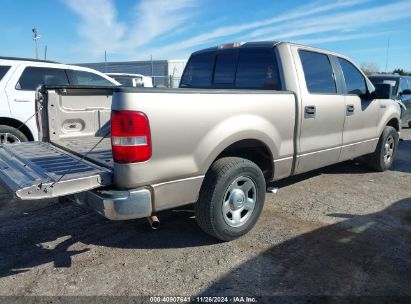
left=111, top=110, right=151, bottom=163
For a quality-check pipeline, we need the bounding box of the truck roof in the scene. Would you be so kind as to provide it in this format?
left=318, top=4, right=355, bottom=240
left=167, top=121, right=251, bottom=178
left=192, top=41, right=279, bottom=54
left=0, top=56, right=58, bottom=64
left=191, top=41, right=349, bottom=61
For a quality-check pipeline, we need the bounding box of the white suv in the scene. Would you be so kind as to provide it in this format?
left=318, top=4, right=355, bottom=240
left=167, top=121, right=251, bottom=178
left=0, top=57, right=120, bottom=143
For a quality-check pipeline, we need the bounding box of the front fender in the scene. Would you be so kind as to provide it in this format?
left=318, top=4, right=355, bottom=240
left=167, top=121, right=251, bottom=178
left=378, top=100, right=401, bottom=136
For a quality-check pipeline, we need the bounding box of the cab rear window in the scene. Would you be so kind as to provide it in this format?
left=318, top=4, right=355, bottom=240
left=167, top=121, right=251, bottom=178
left=180, top=48, right=281, bottom=90
left=180, top=52, right=215, bottom=88
left=0, top=66, right=11, bottom=82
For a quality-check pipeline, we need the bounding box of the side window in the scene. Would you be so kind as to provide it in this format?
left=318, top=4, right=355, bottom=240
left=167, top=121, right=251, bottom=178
left=180, top=52, right=215, bottom=88
left=213, top=53, right=237, bottom=85
left=70, top=70, right=114, bottom=86
left=0, top=66, right=11, bottom=81
left=299, top=50, right=336, bottom=94
left=235, top=49, right=281, bottom=90
left=338, top=58, right=367, bottom=95
left=398, top=79, right=408, bottom=94
left=16, top=67, right=69, bottom=91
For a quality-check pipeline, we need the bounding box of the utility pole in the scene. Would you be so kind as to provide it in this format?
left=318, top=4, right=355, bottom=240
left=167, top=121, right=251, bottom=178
left=105, top=50, right=108, bottom=72
left=32, top=27, right=41, bottom=60
left=151, top=54, right=154, bottom=86
left=385, top=38, right=390, bottom=73
left=44, top=46, right=48, bottom=61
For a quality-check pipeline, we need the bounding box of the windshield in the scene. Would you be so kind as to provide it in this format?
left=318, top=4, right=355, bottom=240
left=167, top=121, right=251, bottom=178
left=369, top=77, right=399, bottom=95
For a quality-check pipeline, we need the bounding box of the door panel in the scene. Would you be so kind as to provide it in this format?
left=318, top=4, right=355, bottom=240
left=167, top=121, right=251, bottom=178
left=291, top=47, right=345, bottom=174
left=336, top=57, right=380, bottom=161
left=297, top=94, right=345, bottom=173
left=339, top=96, right=379, bottom=161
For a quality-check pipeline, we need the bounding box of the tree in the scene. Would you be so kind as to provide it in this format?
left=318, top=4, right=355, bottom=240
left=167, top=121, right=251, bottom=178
left=360, top=62, right=379, bottom=76
left=392, top=69, right=410, bottom=76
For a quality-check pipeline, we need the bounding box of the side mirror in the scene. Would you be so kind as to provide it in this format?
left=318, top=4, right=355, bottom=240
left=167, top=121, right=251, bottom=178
left=373, top=83, right=392, bottom=99
left=400, top=89, right=411, bottom=95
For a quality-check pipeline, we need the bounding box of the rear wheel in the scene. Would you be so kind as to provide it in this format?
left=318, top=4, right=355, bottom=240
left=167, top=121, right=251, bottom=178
left=365, top=126, right=398, bottom=172
left=0, top=125, right=28, bottom=144
left=195, top=157, right=266, bottom=241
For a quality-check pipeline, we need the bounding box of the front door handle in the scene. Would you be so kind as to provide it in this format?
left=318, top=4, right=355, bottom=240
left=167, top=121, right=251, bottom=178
left=346, top=104, right=355, bottom=116
left=304, top=105, right=316, bottom=119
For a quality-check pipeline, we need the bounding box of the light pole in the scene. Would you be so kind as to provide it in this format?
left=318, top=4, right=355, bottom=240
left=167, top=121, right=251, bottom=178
left=32, top=28, right=41, bottom=60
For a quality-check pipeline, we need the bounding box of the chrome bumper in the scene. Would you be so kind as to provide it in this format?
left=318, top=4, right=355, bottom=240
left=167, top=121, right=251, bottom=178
left=74, top=187, right=152, bottom=220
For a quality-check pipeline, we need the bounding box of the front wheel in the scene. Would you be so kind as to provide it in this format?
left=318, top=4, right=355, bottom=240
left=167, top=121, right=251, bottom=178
left=365, top=126, right=399, bottom=172
left=195, top=157, right=266, bottom=241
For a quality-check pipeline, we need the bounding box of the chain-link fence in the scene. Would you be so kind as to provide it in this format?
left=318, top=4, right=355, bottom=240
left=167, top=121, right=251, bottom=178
left=151, top=76, right=182, bottom=88
left=77, top=60, right=186, bottom=89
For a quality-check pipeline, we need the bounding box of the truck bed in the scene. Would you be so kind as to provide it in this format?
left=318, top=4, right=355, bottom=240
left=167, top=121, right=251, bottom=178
left=53, top=137, right=113, bottom=169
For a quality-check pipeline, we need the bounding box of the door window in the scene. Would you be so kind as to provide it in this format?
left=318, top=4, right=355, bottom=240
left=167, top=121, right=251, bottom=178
left=299, top=50, right=336, bottom=94
left=398, top=79, right=409, bottom=94
left=16, top=67, right=69, bottom=91
left=338, top=58, right=367, bottom=95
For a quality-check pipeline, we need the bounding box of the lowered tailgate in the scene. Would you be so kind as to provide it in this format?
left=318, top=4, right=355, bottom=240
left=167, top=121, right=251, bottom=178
left=0, top=142, right=112, bottom=200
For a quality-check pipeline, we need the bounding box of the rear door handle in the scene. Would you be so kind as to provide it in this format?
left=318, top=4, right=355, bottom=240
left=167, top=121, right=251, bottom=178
left=304, top=105, right=316, bottom=118
left=346, top=104, right=355, bottom=116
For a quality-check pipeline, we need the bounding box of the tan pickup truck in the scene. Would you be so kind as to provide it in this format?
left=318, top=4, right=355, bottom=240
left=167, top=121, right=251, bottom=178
left=0, top=42, right=401, bottom=241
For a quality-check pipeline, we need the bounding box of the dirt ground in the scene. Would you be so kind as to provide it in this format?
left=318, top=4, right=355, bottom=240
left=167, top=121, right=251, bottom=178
left=0, top=129, right=410, bottom=297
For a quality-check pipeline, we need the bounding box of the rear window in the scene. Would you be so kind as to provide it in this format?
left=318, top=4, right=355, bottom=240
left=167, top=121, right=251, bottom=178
left=0, top=66, right=11, bottom=81
left=299, top=50, right=336, bottom=94
left=16, top=67, right=69, bottom=91
left=180, top=52, right=215, bottom=88
left=235, top=49, right=281, bottom=90
left=214, top=53, right=238, bottom=84
left=180, top=47, right=281, bottom=90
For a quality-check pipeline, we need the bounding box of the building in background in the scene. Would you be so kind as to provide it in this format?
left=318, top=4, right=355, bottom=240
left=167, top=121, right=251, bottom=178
left=76, top=59, right=187, bottom=88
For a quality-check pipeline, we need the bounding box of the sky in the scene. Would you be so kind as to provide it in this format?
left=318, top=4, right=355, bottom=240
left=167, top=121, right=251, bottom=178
left=0, top=0, right=410, bottom=71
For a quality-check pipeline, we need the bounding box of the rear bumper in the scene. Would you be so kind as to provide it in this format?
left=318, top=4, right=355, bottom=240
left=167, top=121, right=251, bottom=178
left=73, top=187, right=152, bottom=220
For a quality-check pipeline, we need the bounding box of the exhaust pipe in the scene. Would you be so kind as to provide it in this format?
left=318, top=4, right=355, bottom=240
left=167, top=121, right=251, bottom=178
left=147, top=216, right=160, bottom=230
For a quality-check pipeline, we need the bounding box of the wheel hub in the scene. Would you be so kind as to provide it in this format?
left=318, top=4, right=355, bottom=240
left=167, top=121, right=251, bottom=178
left=222, top=176, right=257, bottom=228
left=383, top=135, right=395, bottom=165
left=229, top=189, right=246, bottom=210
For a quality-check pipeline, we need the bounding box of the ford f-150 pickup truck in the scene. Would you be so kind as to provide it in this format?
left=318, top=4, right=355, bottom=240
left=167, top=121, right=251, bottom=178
left=0, top=42, right=401, bottom=241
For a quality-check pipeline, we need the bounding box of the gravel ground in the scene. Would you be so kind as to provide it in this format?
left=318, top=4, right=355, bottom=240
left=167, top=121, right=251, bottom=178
left=0, top=129, right=410, bottom=297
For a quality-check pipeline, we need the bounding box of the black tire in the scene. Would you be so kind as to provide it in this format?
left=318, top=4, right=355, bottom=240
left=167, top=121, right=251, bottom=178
left=0, top=125, right=28, bottom=144
left=408, top=121, right=411, bottom=129
left=195, top=157, right=266, bottom=241
left=365, top=126, right=399, bottom=172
